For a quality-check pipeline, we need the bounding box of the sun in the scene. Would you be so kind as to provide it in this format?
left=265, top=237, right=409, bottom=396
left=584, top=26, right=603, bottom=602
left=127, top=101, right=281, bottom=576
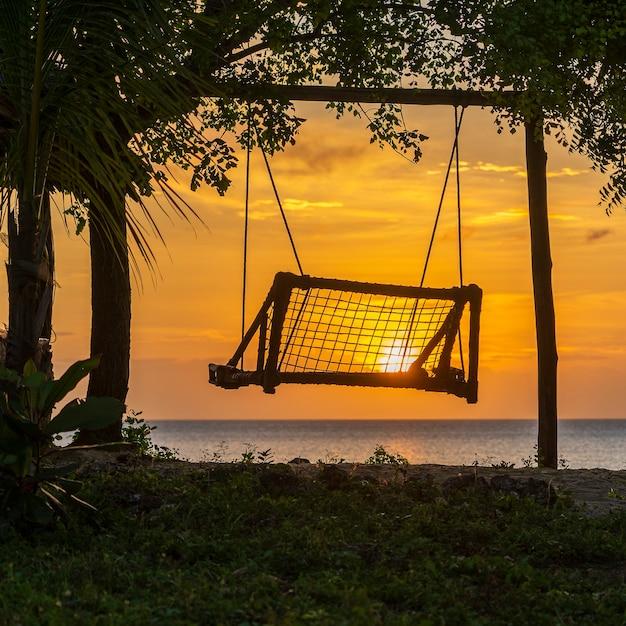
left=377, top=339, right=412, bottom=373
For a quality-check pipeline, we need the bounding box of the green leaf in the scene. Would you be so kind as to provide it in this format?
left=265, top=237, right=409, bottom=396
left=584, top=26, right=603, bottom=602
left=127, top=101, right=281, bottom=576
left=0, top=452, right=18, bottom=466
left=23, top=371, right=48, bottom=413
left=22, top=360, right=37, bottom=378
left=0, top=368, right=20, bottom=385
left=38, top=356, right=102, bottom=413
left=3, top=412, right=42, bottom=440
left=23, top=371, right=47, bottom=389
left=45, top=397, right=123, bottom=435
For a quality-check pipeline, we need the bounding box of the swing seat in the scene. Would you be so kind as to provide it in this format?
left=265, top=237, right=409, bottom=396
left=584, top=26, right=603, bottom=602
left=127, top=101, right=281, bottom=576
left=209, top=272, right=482, bottom=403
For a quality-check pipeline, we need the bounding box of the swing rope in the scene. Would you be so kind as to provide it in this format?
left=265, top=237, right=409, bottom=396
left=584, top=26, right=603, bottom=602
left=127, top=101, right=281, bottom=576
left=241, top=113, right=305, bottom=366
left=454, top=107, right=466, bottom=373
left=455, top=107, right=464, bottom=289
left=258, top=142, right=305, bottom=276
left=240, top=109, right=252, bottom=367
left=419, top=106, right=465, bottom=288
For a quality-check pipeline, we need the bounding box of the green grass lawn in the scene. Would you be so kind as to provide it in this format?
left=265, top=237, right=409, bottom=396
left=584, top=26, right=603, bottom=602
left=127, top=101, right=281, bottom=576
left=1, top=463, right=625, bottom=625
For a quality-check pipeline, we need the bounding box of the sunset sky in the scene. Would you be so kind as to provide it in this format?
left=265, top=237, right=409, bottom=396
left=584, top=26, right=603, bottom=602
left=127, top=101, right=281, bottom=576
left=2, top=102, right=625, bottom=420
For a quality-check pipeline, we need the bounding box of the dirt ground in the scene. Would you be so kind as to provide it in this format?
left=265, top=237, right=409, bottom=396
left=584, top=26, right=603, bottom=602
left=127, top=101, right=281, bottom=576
left=54, top=445, right=626, bottom=516
left=320, top=463, right=626, bottom=516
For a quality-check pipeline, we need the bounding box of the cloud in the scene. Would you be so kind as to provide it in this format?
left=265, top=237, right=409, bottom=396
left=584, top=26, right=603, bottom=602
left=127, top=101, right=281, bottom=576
left=241, top=198, right=344, bottom=221
left=282, top=198, right=344, bottom=211
left=586, top=228, right=614, bottom=243
left=465, top=162, right=589, bottom=180
left=474, top=162, right=523, bottom=174
left=514, top=167, right=589, bottom=179
left=238, top=209, right=276, bottom=221
left=471, top=209, right=527, bottom=225
left=275, top=143, right=364, bottom=175
left=470, top=208, right=580, bottom=226
left=435, top=160, right=470, bottom=173
left=547, top=167, right=588, bottom=178
left=549, top=213, right=581, bottom=222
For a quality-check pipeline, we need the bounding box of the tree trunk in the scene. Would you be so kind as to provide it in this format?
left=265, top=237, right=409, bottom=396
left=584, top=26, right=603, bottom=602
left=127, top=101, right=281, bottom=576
left=6, top=191, right=54, bottom=376
left=75, top=196, right=130, bottom=443
left=525, top=117, right=558, bottom=469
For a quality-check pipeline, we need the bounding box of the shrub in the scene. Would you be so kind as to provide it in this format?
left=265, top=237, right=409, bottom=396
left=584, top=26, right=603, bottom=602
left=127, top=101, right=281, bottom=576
left=364, top=444, right=409, bottom=466
left=0, top=357, right=122, bottom=527
left=122, top=411, right=179, bottom=461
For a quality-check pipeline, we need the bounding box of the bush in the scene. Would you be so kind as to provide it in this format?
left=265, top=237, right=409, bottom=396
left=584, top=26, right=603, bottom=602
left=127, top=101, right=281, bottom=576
left=364, top=444, right=409, bottom=466
left=0, top=357, right=122, bottom=527
left=122, top=411, right=179, bottom=461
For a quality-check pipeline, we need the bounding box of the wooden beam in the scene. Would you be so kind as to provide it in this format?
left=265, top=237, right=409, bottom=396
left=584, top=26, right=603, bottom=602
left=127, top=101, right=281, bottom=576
left=225, top=84, right=522, bottom=108
left=525, top=117, right=558, bottom=469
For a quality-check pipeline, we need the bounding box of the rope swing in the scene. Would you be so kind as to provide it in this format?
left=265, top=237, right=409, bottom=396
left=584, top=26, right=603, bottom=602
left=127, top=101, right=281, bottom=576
left=211, top=106, right=482, bottom=403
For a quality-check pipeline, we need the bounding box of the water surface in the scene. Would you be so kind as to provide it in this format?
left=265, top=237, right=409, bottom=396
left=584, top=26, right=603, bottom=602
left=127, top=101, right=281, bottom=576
left=149, top=419, right=626, bottom=469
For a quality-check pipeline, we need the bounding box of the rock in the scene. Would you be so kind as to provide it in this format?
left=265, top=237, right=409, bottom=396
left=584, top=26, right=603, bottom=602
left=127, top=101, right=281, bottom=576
left=442, top=473, right=489, bottom=495
left=259, top=465, right=301, bottom=494
left=404, top=473, right=439, bottom=501
left=518, top=477, right=558, bottom=506
left=318, top=465, right=350, bottom=490
left=490, top=474, right=558, bottom=506
left=289, top=457, right=311, bottom=464
left=490, top=474, right=519, bottom=494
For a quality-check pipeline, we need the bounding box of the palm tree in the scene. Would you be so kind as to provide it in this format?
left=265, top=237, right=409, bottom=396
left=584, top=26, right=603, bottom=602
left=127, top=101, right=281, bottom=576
left=0, top=0, right=211, bottom=428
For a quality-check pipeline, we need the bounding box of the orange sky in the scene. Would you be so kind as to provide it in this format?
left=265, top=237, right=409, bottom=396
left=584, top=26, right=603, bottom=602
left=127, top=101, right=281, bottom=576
left=2, top=103, right=625, bottom=420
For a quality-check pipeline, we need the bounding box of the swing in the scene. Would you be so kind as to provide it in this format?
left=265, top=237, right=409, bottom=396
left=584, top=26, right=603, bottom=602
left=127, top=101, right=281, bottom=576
left=209, top=108, right=483, bottom=403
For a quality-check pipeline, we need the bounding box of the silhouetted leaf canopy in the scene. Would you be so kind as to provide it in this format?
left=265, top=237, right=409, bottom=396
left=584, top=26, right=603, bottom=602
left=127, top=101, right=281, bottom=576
left=0, top=0, right=623, bottom=269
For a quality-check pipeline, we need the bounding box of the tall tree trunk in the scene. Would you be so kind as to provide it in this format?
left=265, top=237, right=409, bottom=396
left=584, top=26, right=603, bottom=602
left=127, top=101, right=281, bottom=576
left=6, top=191, right=54, bottom=375
left=525, top=117, right=558, bottom=469
left=75, top=195, right=130, bottom=443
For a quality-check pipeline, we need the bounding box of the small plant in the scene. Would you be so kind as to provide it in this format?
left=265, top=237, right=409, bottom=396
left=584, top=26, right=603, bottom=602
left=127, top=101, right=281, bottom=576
left=316, top=452, right=346, bottom=465
left=0, top=357, right=122, bottom=527
left=521, top=445, right=540, bottom=468
left=491, top=459, right=516, bottom=469
left=471, top=455, right=515, bottom=469
left=607, top=488, right=625, bottom=501
left=522, top=445, right=569, bottom=470
left=122, top=411, right=179, bottom=461
left=201, top=440, right=229, bottom=463
left=239, top=443, right=273, bottom=465
left=365, top=444, right=409, bottom=466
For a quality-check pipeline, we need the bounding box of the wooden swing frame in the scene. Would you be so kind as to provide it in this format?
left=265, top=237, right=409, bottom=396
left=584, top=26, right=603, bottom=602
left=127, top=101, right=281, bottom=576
left=206, top=83, right=558, bottom=468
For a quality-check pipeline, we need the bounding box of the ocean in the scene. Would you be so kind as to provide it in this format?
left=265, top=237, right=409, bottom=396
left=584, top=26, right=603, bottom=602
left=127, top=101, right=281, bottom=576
left=148, top=419, right=626, bottom=469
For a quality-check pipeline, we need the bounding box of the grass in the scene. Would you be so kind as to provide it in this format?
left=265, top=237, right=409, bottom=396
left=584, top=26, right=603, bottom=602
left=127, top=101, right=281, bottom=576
left=0, top=462, right=625, bottom=625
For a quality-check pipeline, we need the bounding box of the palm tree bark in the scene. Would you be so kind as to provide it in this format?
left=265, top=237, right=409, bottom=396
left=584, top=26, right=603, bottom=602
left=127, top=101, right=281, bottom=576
left=6, top=192, right=54, bottom=376
left=75, top=195, right=129, bottom=443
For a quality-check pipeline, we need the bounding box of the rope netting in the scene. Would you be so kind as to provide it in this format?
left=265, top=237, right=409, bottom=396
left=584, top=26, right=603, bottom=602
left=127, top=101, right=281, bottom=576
left=265, top=286, right=460, bottom=376
left=209, top=273, right=481, bottom=401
